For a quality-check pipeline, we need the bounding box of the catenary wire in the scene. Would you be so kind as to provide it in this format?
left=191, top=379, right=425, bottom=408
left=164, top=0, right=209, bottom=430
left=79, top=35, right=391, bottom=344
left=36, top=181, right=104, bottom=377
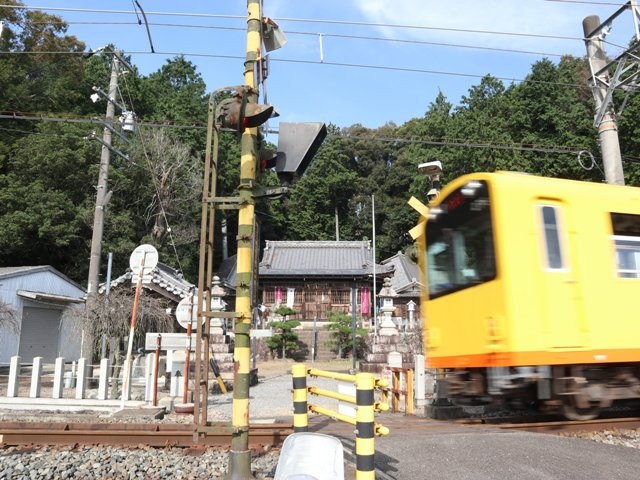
left=0, top=50, right=587, bottom=88
left=545, top=0, right=631, bottom=6
left=0, top=4, right=584, bottom=41
left=24, top=20, right=569, bottom=58
left=4, top=112, right=640, bottom=163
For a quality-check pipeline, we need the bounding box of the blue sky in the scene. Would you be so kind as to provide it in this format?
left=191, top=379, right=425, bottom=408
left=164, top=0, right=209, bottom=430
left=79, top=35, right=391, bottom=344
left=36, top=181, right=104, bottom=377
left=16, top=1, right=637, bottom=129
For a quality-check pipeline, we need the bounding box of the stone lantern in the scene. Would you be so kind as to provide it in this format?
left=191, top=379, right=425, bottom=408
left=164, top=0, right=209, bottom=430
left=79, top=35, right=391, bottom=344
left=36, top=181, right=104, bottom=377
left=406, top=300, right=417, bottom=332
left=210, top=276, right=228, bottom=335
left=377, top=277, right=399, bottom=336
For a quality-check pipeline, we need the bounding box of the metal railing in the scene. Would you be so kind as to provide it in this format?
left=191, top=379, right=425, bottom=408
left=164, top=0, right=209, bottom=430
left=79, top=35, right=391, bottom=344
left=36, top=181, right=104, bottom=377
left=291, top=364, right=389, bottom=480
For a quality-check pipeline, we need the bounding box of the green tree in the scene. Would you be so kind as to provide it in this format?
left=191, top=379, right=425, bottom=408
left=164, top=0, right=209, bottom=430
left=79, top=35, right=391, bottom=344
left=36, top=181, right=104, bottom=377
left=266, top=306, right=300, bottom=358
left=325, top=311, right=367, bottom=359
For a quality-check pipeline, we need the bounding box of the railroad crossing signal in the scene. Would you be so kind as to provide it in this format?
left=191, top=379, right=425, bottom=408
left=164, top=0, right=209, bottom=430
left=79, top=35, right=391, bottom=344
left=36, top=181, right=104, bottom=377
left=216, top=86, right=275, bottom=133
left=275, top=122, right=327, bottom=185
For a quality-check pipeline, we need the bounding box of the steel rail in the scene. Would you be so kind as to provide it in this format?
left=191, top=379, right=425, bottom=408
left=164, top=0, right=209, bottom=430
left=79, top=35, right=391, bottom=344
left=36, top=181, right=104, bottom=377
left=491, top=417, right=640, bottom=433
left=0, top=421, right=292, bottom=447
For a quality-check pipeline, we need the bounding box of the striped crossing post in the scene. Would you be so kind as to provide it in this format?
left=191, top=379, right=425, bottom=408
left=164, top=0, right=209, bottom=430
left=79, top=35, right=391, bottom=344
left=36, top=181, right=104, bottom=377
left=292, top=364, right=309, bottom=432
left=355, top=372, right=376, bottom=480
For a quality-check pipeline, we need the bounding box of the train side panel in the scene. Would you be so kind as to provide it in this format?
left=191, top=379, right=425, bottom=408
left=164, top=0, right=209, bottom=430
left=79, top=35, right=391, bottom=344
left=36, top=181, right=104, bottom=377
left=424, top=172, right=640, bottom=369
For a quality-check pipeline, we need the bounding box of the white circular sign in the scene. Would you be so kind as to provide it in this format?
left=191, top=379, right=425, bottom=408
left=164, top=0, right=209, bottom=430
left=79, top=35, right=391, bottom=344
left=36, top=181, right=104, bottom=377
left=175, top=293, right=206, bottom=329
left=129, top=244, right=159, bottom=277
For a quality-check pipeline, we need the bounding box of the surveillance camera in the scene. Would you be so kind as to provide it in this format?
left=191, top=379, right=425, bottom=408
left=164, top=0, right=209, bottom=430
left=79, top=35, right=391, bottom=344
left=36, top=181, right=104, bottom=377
left=418, top=160, right=443, bottom=177
left=90, top=93, right=100, bottom=103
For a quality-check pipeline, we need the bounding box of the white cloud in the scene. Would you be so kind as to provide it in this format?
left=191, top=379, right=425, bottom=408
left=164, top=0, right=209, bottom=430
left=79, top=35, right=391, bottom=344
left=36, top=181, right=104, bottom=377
left=351, top=0, right=627, bottom=54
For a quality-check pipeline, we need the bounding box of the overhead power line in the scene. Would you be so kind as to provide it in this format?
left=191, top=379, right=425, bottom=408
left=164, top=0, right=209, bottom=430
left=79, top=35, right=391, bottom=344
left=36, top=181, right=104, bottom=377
left=0, top=112, right=208, bottom=130
left=545, top=0, right=629, bottom=5
left=0, top=4, right=584, bottom=41
left=26, top=20, right=568, bottom=58
left=5, top=112, right=640, bottom=163
left=0, top=50, right=585, bottom=88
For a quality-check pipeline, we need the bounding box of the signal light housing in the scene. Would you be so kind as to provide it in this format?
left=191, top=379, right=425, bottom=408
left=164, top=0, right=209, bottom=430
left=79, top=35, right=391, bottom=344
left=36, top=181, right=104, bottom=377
left=216, top=87, right=276, bottom=132
left=275, top=122, right=327, bottom=185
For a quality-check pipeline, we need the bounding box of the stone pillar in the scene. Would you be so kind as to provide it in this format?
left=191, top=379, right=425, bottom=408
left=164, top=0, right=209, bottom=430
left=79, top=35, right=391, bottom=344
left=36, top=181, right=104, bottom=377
left=52, top=357, right=65, bottom=399
left=98, top=358, right=111, bottom=400
left=144, top=353, right=155, bottom=402
left=29, top=356, right=43, bottom=398
left=76, top=358, right=88, bottom=400
left=170, top=350, right=185, bottom=397
left=414, top=354, right=426, bottom=410
left=7, top=355, right=20, bottom=397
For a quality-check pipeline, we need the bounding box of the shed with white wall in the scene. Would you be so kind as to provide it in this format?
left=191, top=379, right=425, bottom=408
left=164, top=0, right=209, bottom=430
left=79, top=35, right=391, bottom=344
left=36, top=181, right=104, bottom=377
left=0, top=266, right=85, bottom=364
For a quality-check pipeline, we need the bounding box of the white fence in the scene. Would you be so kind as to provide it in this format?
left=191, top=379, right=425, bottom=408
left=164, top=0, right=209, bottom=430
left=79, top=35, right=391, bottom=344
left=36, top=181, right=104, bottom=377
left=0, top=354, right=164, bottom=403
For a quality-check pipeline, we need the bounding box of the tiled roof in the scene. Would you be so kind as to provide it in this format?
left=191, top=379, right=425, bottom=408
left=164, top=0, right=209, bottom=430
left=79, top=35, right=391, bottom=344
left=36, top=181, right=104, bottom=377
left=381, top=252, right=423, bottom=297
left=259, top=240, right=392, bottom=277
left=99, top=262, right=194, bottom=301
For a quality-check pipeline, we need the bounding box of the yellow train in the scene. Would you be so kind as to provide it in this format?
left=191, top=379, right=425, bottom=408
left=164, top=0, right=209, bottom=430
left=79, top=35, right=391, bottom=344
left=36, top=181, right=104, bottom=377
left=413, top=171, right=640, bottom=419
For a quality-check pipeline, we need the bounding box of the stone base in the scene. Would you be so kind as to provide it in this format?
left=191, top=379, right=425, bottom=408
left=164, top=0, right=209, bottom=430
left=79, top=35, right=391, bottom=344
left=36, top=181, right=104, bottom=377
left=425, top=403, right=464, bottom=420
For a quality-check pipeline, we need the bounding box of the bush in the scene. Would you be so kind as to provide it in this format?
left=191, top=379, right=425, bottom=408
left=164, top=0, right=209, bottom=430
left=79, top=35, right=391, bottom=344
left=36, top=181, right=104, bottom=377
left=325, top=311, right=367, bottom=359
left=266, top=306, right=300, bottom=358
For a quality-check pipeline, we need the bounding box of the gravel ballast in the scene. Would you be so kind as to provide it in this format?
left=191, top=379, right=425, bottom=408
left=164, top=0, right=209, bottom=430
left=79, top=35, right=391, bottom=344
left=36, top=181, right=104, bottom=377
left=0, top=445, right=279, bottom=480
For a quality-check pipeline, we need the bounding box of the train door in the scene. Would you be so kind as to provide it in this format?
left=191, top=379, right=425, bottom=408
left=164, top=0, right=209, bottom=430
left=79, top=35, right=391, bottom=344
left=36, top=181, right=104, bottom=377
left=535, top=202, right=584, bottom=348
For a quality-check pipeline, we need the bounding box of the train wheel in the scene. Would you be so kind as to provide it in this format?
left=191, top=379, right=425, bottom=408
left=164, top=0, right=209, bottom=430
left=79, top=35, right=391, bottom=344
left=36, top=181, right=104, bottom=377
left=561, top=399, right=600, bottom=421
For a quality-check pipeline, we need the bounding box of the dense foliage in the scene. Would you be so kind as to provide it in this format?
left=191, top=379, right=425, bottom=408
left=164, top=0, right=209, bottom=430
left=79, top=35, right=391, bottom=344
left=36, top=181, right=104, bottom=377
left=2, top=2, right=640, bottom=284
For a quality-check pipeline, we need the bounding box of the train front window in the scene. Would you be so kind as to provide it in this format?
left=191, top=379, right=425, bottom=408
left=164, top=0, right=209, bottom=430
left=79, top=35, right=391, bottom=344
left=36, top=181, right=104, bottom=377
left=426, top=181, right=496, bottom=298
left=611, top=213, right=640, bottom=279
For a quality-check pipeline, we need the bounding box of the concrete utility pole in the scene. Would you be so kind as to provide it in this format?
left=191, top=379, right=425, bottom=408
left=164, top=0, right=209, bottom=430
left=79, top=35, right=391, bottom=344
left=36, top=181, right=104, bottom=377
left=228, top=0, right=261, bottom=477
left=583, top=15, right=625, bottom=185
left=84, top=54, right=120, bottom=358
left=87, top=54, right=120, bottom=296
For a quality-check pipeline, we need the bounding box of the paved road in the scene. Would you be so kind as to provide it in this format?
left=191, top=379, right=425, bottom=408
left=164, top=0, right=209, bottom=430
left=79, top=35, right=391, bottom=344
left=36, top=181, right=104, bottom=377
left=213, top=369, right=640, bottom=479
left=328, top=417, right=640, bottom=480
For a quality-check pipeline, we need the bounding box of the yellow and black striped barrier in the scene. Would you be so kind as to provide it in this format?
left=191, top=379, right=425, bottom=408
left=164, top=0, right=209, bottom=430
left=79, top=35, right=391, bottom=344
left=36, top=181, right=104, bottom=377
left=291, top=364, right=309, bottom=432
left=291, top=365, right=389, bottom=480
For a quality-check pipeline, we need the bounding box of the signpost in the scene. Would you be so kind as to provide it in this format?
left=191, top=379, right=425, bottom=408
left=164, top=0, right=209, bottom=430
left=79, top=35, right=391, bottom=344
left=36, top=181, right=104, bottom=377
left=121, top=244, right=158, bottom=409
left=175, top=292, right=199, bottom=405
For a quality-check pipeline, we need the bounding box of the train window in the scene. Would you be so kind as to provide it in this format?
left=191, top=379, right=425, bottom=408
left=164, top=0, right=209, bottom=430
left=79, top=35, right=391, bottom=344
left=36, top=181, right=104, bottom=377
left=611, top=213, right=640, bottom=278
left=425, top=181, right=496, bottom=299
left=538, top=205, right=566, bottom=270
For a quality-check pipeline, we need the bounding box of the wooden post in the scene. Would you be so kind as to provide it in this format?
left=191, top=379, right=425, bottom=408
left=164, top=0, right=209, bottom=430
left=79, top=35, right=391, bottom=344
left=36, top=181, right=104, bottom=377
left=406, top=369, right=414, bottom=415
left=392, top=370, right=400, bottom=412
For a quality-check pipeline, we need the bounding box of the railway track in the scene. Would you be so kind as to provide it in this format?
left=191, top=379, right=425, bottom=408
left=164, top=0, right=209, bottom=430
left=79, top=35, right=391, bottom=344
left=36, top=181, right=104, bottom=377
left=457, top=416, right=640, bottom=434
left=0, top=421, right=292, bottom=448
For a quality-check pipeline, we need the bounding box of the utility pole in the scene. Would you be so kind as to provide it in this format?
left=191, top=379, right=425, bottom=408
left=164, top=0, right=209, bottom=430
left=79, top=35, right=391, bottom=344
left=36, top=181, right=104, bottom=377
left=372, top=194, right=377, bottom=338
left=87, top=54, right=119, bottom=296
left=228, top=0, right=261, bottom=477
left=84, top=53, right=120, bottom=358
left=583, top=15, right=625, bottom=185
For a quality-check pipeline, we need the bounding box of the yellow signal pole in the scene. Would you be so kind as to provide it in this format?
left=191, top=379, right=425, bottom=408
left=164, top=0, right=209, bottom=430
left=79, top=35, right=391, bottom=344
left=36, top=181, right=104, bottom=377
left=228, top=1, right=261, bottom=478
